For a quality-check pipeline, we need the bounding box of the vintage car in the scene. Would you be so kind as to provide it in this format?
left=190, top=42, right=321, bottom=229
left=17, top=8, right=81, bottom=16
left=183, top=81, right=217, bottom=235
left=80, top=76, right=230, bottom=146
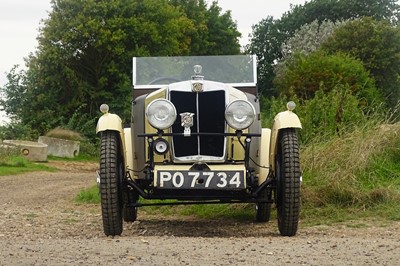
left=96, top=55, right=302, bottom=237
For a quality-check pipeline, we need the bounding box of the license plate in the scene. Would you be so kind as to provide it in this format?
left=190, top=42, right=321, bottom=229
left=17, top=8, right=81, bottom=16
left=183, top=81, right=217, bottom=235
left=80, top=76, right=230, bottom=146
left=156, top=171, right=245, bottom=189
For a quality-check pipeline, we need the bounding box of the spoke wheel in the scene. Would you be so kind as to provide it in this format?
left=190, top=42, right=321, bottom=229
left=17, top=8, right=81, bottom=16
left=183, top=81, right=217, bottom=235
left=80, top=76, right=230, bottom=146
left=275, top=128, right=301, bottom=236
left=100, top=131, right=123, bottom=236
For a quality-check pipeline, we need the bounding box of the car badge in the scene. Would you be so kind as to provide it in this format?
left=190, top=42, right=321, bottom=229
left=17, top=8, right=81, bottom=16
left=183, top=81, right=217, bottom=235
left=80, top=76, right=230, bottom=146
left=180, top=112, right=195, bottom=137
left=192, top=82, right=204, bottom=93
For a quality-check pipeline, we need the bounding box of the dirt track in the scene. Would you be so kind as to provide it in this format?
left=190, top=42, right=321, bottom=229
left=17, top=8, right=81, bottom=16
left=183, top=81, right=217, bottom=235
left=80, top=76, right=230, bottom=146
left=0, top=161, right=399, bottom=265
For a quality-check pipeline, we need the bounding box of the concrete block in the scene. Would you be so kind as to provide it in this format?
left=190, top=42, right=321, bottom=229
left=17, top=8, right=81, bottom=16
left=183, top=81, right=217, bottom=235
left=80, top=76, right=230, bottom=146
left=2, top=140, right=48, bottom=162
left=38, top=136, right=80, bottom=158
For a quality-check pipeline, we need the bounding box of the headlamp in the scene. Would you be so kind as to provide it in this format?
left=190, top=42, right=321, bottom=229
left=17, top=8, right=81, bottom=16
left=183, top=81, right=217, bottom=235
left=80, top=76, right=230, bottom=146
left=225, top=100, right=256, bottom=130
left=146, top=99, right=177, bottom=130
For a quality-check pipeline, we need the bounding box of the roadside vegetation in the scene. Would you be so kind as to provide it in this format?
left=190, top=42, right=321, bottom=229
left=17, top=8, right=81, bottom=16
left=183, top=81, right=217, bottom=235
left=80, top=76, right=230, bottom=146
left=0, top=127, right=97, bottom=176
left=0, top=147, right=56, bottom=176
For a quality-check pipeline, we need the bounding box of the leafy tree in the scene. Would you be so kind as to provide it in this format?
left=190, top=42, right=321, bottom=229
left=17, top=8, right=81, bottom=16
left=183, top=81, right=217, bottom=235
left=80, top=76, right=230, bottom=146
left=247, top=0, right=400, bottom=96
left=321, top=17, right=400, bottom=108
left=0, top=66, right=28, bottom=121
left=170, top=0, right=241, bottom=55
left=248, top=16, right=286, bottom=96
left=1, top=0, right=240, bottom=137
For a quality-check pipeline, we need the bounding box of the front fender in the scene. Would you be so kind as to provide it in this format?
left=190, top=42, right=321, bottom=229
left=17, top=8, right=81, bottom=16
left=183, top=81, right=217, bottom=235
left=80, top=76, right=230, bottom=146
left=272, top=110, right=302, bottom=130
left=96, top=113, right=123, bottom=134
left=270, top=111, right=302, bottom=172
left=96, top=113, right=128, bottom=172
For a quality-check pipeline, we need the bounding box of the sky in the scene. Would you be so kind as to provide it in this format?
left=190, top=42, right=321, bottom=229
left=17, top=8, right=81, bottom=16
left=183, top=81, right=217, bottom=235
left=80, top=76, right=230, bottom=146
left=0, top=0, right=307, bottom=124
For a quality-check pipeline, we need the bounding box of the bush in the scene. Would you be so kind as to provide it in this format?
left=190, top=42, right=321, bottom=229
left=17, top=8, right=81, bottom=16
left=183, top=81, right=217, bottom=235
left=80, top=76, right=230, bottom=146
left=274, top=51, right=382, bottom=106
left=321, top=17, right=400, bottom=109
left=0, top=122, right=39, bottom=141
left=79, top=139, right=99, bottom=159
left=261, top=86, right=385, bottom=145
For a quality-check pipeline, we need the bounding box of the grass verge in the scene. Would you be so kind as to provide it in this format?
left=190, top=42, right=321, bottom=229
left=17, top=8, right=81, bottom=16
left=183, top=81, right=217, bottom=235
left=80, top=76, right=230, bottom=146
left=0, top=155, right=57, bottom=176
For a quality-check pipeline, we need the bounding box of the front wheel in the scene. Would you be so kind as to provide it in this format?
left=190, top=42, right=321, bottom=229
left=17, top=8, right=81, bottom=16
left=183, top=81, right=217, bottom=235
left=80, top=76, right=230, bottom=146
left=275, top=128, right=301, bottom=236
left=99, top=131, right=124, bottom=236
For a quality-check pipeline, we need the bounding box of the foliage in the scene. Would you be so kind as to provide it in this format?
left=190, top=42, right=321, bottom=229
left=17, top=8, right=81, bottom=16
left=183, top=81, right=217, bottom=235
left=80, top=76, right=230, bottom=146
left=78, top=140, right=99, bottom=160
left=274, top=51, right=380, bottom=104
left=262, top=87, right=384, bottom=146
left=280, top=19, right=348, bottom=61
left=247, top=0, right=400, bottom=96
left=0, top=0, right=240, bottom=138
left=0, top=122, right=39, bottom=141
left=170, top=0, right=241, bottom=55
left=0, top=66, right=28, bottom=122
left=321, top=17, right=400, bottom=109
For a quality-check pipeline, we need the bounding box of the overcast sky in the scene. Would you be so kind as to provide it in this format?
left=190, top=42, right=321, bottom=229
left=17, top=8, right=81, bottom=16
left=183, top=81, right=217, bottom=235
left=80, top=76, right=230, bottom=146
left=0, top=0, right=308, bottom=123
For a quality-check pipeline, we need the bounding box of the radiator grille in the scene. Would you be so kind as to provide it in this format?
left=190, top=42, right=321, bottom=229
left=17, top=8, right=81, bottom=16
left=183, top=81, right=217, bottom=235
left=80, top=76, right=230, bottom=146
left=170, top=90, right=226, bottom=159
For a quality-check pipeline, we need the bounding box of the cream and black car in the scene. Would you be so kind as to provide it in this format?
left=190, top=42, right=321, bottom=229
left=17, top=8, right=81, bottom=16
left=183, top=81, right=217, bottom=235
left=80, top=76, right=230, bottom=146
left=96, top=55, right=302, bottom=236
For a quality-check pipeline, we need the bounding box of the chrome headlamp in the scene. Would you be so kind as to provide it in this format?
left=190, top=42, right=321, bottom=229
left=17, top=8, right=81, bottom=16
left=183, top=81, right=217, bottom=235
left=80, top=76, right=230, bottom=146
left=146, top=99, right=177, bottom=130
left=225, top=100, right=256, bottom=130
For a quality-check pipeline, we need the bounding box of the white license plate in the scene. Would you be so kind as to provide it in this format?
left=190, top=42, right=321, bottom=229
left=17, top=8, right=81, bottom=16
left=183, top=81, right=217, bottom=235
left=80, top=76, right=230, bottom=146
left=156, top=171, right=245, bottom=189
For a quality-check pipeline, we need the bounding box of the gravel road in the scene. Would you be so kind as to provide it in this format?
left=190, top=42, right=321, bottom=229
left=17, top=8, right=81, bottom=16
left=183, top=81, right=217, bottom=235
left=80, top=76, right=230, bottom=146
left=0, top=161, right=399, bottom=265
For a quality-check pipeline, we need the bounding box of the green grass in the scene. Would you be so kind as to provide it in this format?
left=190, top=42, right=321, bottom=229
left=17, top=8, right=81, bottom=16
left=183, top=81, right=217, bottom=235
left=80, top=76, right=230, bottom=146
left=143, top=201, right=256, bottom=221
left=0, top=155, right=56, bottom=176
left=75, top=184, right=100, bottom=204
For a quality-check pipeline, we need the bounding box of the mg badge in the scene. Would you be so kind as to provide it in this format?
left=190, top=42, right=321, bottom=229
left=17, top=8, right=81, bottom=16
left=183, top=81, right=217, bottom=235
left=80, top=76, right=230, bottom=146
left=180, top=112, right=195, bottom=137
left=192, top=82, right=203, bottom=93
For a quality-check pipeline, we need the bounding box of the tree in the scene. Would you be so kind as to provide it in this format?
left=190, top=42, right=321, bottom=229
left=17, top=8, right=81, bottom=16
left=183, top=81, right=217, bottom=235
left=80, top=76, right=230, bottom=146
left=321, top=17, right=400, bottom=108
left=280, top=19, right=348, bottom=60
left=170, top=0, right=241, bottom=55
left=1, top=0, right=240, bottom=136
left=275, top=19, right=348, bottom=80
left=247, top=0, right=400, bottom=96
left=0, top=66, right=28, bottom=121
left=248, top=16, right=286, bottom=96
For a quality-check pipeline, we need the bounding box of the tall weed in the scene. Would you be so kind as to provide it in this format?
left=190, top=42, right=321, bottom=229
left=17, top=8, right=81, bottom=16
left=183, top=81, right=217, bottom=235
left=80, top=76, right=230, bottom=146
left=302, top=122, right=400, bottom=209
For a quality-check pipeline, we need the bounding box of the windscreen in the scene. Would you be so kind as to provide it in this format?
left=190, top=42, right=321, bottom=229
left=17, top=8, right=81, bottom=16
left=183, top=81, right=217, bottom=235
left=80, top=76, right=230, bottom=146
left=133, top=55, right=257, bottom=88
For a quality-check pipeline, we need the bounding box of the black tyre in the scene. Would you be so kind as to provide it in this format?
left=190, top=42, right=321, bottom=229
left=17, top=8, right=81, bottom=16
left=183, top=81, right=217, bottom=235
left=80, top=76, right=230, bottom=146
left=256, top=189, right=272, bottom=222
left=123, top=189, right=138, bottom=222
left=275, top=128, right=301, bottom=236
left=100, top=131, right=123, bottom=236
